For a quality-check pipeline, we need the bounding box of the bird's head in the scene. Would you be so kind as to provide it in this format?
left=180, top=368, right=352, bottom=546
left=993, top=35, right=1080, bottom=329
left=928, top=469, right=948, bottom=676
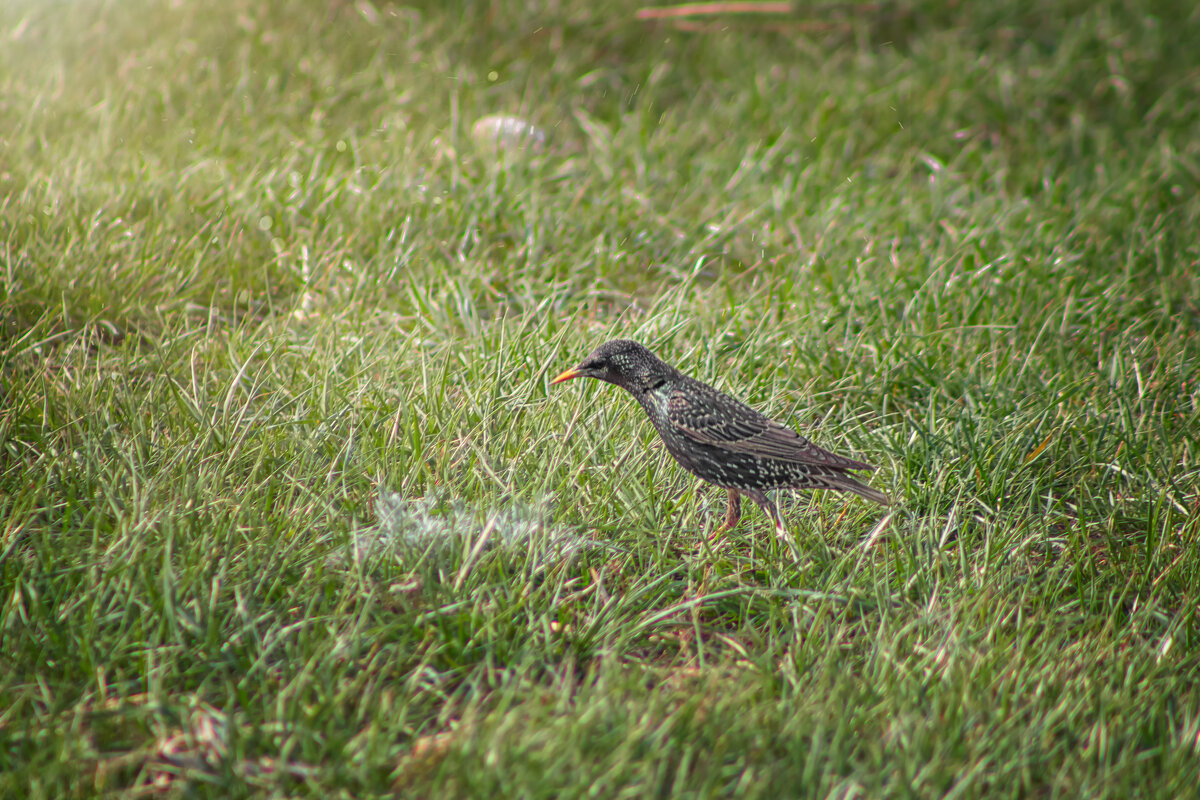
left=551, top=339, right=671, bottom=395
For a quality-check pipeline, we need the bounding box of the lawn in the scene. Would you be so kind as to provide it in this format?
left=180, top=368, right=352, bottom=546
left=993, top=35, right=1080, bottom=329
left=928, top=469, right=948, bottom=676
left=2, top=0, right=1199, bottom=796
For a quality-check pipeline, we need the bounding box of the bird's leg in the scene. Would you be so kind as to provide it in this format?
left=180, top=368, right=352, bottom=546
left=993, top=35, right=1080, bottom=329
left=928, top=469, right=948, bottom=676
left=723, top=488, right=742, bottom=531
left=743, top=489, right=802, bottom=560
left=707, top=488, right=742, bottom=542
left=741, top=489, right=781, bottom=533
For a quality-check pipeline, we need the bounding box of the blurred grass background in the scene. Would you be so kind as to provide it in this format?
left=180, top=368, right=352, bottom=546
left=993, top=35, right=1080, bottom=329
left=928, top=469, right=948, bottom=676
left=1, top=0, right=1198, bottom=796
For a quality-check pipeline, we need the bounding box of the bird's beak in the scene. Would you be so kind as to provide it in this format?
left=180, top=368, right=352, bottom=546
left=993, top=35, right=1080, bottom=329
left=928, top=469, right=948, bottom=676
left=550, top=367, right=581, bottom=385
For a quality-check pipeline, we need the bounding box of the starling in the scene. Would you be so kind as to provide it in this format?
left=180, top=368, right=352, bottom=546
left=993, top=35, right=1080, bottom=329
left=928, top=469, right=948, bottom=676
left=551, top=339, right=889, bottom=541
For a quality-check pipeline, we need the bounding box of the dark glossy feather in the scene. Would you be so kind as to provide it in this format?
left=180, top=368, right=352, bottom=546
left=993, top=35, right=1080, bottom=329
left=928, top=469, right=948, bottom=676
left=666, top=384, right=875, bottom=470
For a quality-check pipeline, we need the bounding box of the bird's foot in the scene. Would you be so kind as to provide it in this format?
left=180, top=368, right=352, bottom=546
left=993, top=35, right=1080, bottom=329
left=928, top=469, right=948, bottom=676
left=774, top=521, right=802, bottom=562
left=705, top=524, right=733, bottom=547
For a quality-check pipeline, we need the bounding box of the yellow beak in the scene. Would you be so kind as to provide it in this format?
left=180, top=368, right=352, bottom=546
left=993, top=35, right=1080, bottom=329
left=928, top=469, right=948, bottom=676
left=550, top=367, right=581, bottom=385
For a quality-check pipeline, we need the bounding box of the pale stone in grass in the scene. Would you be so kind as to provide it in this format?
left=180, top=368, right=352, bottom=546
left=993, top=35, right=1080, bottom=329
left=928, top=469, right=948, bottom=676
left=471, top=115, right=547, bottom=154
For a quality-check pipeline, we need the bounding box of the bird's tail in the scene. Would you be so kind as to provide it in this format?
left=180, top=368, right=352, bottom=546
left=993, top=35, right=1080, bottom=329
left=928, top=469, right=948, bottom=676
left=825, top=471, right=891, bottom=506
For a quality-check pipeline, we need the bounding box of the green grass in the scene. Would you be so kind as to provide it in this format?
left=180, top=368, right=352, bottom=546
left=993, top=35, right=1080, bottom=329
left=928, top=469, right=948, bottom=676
left=2, top=0, right=1199, bottom=796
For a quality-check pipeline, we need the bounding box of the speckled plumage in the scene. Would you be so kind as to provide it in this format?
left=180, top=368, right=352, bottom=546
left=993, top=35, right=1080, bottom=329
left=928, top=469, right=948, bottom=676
left=551, top=339, right=889, bottom=539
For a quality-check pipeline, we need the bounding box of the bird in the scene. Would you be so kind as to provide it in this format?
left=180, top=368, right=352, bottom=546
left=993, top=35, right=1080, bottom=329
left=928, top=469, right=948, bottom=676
left=551, top=339, right=889, bottom=543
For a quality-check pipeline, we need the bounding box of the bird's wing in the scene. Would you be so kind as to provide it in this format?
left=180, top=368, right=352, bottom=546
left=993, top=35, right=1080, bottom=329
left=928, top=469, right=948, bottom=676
left=666, top=386, right=875, bottom=470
